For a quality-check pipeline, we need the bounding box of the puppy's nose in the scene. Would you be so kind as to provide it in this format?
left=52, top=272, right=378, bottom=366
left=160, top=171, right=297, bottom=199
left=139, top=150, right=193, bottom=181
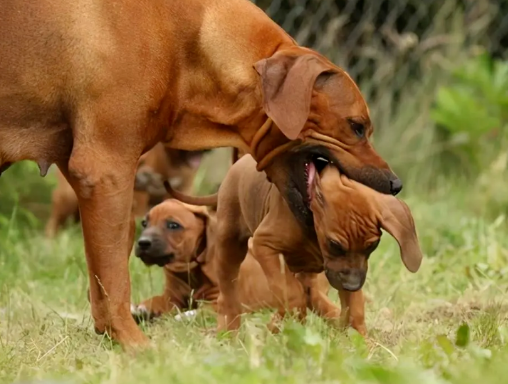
left=137, top=237, right=152, bottom=251
left=390, top=178, right=403, bottom=195
left=325, top=269, right=365, bottom=292
left=337, top=270, right=364, bottom=292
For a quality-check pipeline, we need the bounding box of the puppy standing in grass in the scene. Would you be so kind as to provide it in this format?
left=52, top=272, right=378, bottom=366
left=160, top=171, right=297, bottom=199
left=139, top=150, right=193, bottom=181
left=169, top=154, right=423, bottom=334
left=131, top=199, right=332, bottom=324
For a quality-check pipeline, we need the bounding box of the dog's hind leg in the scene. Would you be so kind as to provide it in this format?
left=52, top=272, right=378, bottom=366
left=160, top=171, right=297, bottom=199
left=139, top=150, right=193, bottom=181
left=61, top=111, right=150, bottom=349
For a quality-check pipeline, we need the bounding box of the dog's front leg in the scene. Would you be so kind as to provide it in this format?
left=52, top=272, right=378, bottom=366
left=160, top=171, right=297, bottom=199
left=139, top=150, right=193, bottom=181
left=61, top=135, right=148, bottom=349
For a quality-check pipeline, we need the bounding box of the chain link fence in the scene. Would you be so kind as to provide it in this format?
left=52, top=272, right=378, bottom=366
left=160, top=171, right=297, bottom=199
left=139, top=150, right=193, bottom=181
left=200, top=0, right=508, bottom=192
left=253, top=0, right=507, bottom=98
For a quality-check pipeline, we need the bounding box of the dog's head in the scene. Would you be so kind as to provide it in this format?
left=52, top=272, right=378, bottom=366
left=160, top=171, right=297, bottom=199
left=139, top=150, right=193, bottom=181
left=309, top=164, right=422, bottom=292
left=254, top=47, right=401, bottom=226
left=135, top=199, right=211, bottom=270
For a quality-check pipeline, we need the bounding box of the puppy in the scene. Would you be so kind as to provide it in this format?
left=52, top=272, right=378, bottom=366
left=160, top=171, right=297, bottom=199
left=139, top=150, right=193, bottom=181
left=213, top=155, right=423, bottom=335
left=131, top=199, right=331, bottom=324
left=45, top=144, right=207, bottom=237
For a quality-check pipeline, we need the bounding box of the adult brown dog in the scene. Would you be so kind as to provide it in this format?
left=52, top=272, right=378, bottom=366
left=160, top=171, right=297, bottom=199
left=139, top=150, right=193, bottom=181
left=200, top=155, right=422, bottom=333
left=45, top=143, right=207, bottom=237
left=131, top=199, right=339, bottom=330
left=0, top=0, right=402, bottom=348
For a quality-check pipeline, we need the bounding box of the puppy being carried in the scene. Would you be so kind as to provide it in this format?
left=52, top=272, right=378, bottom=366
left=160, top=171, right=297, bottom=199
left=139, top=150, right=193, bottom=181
left=167, top=154, right=424, bottom=335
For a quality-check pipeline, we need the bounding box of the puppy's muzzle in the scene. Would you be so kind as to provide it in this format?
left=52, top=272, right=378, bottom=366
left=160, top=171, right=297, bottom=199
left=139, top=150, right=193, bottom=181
left=325, top=268, right=366, bottom=292
left=135, top=235, right=173, bottom=267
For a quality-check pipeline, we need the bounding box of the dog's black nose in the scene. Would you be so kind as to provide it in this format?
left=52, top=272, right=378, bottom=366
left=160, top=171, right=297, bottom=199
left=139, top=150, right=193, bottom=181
left=137, top=237, right=152, bottom=251
left=390, top=178, right=403, bottom=195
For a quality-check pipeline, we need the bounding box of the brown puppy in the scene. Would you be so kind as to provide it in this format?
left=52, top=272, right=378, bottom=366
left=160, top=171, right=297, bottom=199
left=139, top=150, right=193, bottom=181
left=45, top=144, right=207, bottom=237
left=0, top=0, right=402, bottom=347
left=131, top=199, right=332, bottom=325
left=213, top=155, right=423, bottom=334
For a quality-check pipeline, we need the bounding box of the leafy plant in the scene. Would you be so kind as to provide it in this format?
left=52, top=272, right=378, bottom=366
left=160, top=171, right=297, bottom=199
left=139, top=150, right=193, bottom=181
left=431, top=53, right=508, bottom=174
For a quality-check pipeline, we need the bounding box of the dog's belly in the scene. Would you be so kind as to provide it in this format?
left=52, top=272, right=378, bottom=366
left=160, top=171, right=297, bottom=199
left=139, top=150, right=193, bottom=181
left=0, top=118, right=73, bottom=174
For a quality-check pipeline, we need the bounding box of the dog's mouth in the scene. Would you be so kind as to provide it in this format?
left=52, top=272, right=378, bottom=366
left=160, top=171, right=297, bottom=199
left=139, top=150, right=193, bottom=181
left=136, top=252, right=175, bottom=267
left=297, top=146, right=340, bottom=208
left=276, top=146, right=337, bottom=228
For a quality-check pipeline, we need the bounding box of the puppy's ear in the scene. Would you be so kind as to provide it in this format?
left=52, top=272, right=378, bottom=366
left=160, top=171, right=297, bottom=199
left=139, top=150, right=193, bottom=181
left=310, top=171, right=326, bottom=212
left=187, top=206, right=214, bottom=264
left=377, top=196, right=423, bottom=273
left=254, top=51, right=331, bottom=140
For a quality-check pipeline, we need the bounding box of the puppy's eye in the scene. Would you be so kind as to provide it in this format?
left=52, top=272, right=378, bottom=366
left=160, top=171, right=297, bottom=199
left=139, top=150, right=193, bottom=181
left=166, top=221, right=182, bottom=230
left=349, top=120, right=365, bottom=138
left=365, top=240, right=380, bottom=254
left=141, top=220, right=147, bottom=228
left=328, top=239, right=346, bottom=257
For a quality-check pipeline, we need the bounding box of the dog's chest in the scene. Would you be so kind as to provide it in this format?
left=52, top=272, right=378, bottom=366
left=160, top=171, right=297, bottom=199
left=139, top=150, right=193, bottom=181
left=284, top=246, right=324, bottom=274
left=174, top=268, right=210, bottom=291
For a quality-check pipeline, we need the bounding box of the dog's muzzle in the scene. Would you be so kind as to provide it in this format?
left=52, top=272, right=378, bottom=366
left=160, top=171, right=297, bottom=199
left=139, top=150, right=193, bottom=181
left=325, top=268, right=366, bottom=292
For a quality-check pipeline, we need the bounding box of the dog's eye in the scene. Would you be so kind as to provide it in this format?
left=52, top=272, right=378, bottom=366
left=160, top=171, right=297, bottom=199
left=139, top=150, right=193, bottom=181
left=349, top=120, right=365, bottom=138
left=166, top=221, right=182, bottom=230
left=141, top=220, right=147, bottom=228
left=328, top=239, right=346, bottom=257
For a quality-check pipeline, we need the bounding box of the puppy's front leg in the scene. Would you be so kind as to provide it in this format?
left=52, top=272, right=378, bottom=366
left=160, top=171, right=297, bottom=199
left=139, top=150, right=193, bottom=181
left=132, top=295, right=181, bottom=323
left=338, top=289, right=367, bottom=336
left=296, top=273, right=341, bottom=325
left=250, top=237, right=307, bottom=330
left=215, top=235, right=248, bottom=332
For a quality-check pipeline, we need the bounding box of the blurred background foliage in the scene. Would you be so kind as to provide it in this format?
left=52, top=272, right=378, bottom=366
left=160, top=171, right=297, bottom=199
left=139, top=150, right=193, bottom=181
left=1, top=0, right=508, bottom=229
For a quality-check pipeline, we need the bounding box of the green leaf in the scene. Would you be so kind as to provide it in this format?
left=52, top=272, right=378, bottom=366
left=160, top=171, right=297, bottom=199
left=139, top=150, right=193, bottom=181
left=455, top=323, right=470, bottom=348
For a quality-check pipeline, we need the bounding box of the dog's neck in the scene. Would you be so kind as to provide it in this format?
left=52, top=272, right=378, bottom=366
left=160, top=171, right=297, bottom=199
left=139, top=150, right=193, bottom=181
left=162, top=0, right=297, bottom=164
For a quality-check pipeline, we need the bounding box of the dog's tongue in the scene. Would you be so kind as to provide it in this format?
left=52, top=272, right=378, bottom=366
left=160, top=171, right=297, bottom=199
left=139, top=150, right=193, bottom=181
left=306, top=161, right=316, bottom=199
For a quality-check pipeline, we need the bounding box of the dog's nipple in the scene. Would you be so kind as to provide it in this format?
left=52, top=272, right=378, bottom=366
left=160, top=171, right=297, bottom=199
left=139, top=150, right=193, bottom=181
left=37, top=160, right=52, bottom=177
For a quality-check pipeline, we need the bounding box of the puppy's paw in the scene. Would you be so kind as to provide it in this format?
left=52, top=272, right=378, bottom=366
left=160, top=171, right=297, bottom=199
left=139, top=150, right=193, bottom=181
left=174, top=310, right=198, bottom=322
left=131, top=303, right=152, bottom=324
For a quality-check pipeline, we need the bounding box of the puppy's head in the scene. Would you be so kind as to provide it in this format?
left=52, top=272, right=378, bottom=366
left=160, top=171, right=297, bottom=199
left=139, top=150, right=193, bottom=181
left=310, top=165, right=422, bottom=292
left=135, top=199, right=210, bottom=269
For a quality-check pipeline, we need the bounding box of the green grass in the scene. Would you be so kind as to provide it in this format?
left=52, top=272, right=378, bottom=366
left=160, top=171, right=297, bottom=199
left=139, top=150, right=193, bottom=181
left=1, top=190, right=508, bottom=384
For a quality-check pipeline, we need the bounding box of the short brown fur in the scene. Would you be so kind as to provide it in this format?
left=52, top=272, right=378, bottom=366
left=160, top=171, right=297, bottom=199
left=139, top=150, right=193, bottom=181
left=0, top=0, right=401, bottom=348
left=132, top=199, right=333, bottom=330
left=213, top=155, right=422, bottom=334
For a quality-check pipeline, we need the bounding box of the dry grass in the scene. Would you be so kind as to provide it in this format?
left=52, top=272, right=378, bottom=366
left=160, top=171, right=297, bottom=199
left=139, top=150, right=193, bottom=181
left=1, top=192, right=508, bottom=384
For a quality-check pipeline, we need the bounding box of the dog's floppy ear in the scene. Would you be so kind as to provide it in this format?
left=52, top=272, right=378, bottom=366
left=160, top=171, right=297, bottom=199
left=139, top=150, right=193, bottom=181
left=377, top=196, right=423, bottom=273
left=254, top=51, right=331, bottom=140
